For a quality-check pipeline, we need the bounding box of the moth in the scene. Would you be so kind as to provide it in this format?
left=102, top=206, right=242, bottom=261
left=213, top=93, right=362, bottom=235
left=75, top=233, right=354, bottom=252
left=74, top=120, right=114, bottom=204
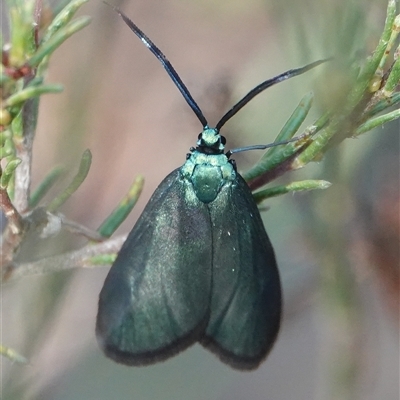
left=96, top=7, right=324, bottom=370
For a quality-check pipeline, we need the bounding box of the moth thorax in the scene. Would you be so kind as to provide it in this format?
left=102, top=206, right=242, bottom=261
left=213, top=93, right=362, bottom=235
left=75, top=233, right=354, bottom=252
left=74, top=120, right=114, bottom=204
left=191, top=164, right=224, bottom=203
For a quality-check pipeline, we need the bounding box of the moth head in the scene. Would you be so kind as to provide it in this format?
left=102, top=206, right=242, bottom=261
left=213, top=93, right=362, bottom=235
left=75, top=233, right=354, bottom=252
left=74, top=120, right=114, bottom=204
left=196, top=128, right=226, bottom=154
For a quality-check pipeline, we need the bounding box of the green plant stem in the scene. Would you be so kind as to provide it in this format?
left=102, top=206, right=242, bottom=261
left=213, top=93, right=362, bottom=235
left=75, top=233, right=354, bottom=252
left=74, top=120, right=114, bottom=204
left=253, top=179, right=331, bottom=202
left=98, top=175, right=145, bottom=237
left=47, top=149, right=92, bottom=212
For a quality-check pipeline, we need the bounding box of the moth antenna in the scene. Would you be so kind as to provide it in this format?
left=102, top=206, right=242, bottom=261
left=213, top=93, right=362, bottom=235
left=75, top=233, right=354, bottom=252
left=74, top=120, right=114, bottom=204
left=216, top=59, right=329, bottom=131
left=110, top=4, right=208, bottom=128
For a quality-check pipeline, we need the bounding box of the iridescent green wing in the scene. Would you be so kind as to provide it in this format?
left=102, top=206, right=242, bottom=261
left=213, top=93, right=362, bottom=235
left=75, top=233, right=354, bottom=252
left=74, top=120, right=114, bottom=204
left=96, top=169, right=212, bottom=365
left=201, top=174, right=281, bottom=370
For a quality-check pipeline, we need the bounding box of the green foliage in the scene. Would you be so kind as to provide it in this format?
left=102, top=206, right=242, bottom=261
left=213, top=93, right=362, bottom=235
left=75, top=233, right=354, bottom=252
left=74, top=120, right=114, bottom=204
left=0, top=0, right=399, bottom=394
left=0, top=0, right=93, bottom=369
left=97, top=175, right=145, bottom=238
left=240, top=1, right=400, bottom=200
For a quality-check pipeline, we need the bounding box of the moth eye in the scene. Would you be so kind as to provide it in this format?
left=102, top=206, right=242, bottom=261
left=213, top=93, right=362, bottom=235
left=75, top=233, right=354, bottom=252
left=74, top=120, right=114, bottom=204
left=221, top=136, right=226, bottom=145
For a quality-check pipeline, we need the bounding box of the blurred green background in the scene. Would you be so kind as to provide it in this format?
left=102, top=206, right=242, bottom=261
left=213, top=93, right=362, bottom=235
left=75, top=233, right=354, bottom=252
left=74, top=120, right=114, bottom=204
left=2, top=0, right=399, bottom=399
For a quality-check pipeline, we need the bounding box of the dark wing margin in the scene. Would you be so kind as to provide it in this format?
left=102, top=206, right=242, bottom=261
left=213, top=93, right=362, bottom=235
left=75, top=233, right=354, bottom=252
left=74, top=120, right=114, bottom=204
left=96, top=169, right=212, bottom=366
left=201, top=173, right=281, bottom=370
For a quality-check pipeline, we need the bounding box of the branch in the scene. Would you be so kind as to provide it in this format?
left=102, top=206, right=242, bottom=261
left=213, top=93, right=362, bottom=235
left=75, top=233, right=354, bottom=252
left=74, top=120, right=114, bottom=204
left=5, top=234, right=127, bottom=282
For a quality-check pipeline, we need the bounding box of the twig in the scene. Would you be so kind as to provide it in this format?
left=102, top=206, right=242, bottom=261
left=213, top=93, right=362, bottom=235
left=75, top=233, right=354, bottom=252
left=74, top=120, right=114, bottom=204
left=4, top=234, right=126, bottom=281
left=0, top=187, right=26, bottom=270
left=60, top=215, right=105, bottom=241
left=13, top=98, right=38, bottom=212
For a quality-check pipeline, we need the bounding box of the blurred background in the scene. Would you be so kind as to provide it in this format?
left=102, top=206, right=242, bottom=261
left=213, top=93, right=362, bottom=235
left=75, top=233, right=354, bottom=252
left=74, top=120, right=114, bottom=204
left=2, top=0, right=399, bottom=399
